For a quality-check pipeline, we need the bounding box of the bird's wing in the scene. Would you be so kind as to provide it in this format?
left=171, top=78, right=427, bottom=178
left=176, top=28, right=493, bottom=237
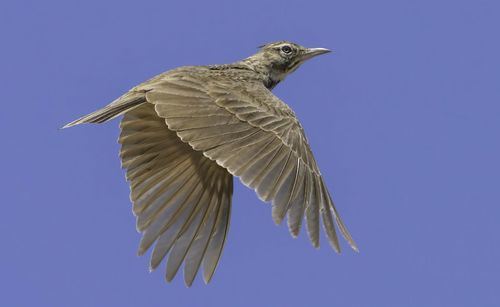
left=119, top=104, right=232, bottom=286
left=143, top=71, right=357, bottom=252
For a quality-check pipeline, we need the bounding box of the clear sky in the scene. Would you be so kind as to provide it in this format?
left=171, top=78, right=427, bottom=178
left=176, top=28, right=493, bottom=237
left=1, top=0, right=499, bottom=306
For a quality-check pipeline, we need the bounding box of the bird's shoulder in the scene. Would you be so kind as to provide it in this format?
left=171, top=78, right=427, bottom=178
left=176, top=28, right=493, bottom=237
left=153, top=64, right=264, bottom=83
left=134, top=64, right=293, bottom=114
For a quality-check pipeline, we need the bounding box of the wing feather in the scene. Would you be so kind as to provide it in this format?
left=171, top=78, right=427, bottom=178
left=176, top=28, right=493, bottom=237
left=119, top=104, right=233, bottom=285
left=143, top=71, right=357, bottom=252
left=203, top=173, right=232, bottom=283
left=183, top=175, right=224, bottom=286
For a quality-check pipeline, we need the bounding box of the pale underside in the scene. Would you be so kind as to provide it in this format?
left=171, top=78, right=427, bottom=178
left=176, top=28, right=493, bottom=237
left=115, top=67, right=357, bottom=286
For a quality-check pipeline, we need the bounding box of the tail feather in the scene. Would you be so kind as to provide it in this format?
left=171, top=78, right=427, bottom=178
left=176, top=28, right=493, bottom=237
left=62, top=94, right=146, bottom=129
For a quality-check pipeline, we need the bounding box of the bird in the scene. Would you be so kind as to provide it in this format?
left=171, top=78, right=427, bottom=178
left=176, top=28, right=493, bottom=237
left=63, top=41, right=358, bottom=287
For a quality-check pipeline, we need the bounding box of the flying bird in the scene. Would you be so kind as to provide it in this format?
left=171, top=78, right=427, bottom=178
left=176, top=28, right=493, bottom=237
left=64, top=41, right=358, bottom=286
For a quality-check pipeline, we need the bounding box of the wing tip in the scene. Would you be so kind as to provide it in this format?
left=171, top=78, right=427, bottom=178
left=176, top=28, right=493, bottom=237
left=165, top=273, right=175, bottom=284
left=61, top=120, right=80, bottom=129
left=349, top=240, right=360, bottom=253
left=184, top=278, right=194, bottom=288
left=272, top=211, right=285, bottom=225
left=328, top=238, right=341, bottom=254
left=203, top=270, right=215, bottom=285
left=137, top=250, right=146, bottom=257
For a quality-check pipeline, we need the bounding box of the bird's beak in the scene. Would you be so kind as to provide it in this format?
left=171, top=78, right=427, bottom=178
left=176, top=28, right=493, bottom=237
left=301, top=48, right=332, bottom=61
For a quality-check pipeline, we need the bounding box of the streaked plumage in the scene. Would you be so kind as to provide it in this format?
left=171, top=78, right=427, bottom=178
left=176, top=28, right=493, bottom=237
left=64, top=41, right=357, bottom=287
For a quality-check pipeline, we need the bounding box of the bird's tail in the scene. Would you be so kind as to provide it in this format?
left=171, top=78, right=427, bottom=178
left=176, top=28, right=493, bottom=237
left=62, top=93, right=146, bottom=128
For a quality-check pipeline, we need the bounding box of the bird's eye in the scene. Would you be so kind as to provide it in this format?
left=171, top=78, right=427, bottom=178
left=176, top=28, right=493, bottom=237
left=281, top=45, right=292, bottom=54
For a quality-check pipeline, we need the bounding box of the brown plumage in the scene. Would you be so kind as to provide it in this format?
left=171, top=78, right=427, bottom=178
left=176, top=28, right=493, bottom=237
left=64, top=41, right=358, bottom=287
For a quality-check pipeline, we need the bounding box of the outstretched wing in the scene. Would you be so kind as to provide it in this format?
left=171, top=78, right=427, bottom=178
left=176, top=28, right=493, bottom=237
left=119, top=104, right=232, bottom=286
left=143, top=69, right=357, bottom=252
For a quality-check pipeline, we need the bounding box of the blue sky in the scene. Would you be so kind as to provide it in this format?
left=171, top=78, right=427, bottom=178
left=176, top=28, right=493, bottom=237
left=1, top=0, right=499, bottom=306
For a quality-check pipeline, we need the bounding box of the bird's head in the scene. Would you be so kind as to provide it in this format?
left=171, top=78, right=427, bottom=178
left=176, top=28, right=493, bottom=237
left=242, top=41, right=331, bottom=88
